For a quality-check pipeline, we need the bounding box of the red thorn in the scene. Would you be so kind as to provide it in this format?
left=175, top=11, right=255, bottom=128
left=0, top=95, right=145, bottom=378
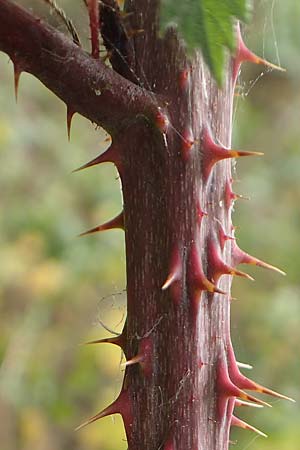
left=201, top=126, right=263, bottom=181
left=231, top=415, right=267, bottom=438
left=231, top=240, right=286, bottom=276
left=232, top=23, right=285, bottom=82
left=207, top=236, right=254, bottom=284
left=162, top=245, right=182, bottom=289
left=13, top=61, right=22, bottom=102
left=124, top=337, right=153, bottom=377
left=179, top=68, right=190, bottom=89
left=188, top=243, right=226, bottom=305
left=227, top=343, right=295, bottom=402
left=79, top=211, right=124, bottom=236
left=66, top=106, right=75, bottom=141
left=73, top=143, right=121, bottom=172
left=155, top=109, right=169, bottom=133
left=216, top=359, right=271, bottom=420
left=218, top=223, right=235, bottom=251
left=181, top=128, right=195, bottom=161
left=87, top=0, right=100, bottom=59
left=75, top=389, right=132, bottom=434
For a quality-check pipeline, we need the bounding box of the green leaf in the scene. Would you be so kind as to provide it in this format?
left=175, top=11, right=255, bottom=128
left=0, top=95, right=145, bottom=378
left=160, top=0, right=252, bottom=85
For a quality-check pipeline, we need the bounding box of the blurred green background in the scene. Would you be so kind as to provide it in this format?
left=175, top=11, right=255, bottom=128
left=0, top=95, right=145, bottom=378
left=0, top=1, right=299, bottom=449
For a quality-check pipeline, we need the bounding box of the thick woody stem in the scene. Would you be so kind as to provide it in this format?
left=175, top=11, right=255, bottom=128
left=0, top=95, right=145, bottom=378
left=0, top=0, right=159, bottom=135
left=0, top=2, right=290, bottom=449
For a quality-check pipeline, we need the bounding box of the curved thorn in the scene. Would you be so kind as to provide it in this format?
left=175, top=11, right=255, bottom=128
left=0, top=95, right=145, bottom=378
left=67, top=106, right=75, bottom=141
left=79, top=211, right=124, bottom=236
left=75, top=389, right=131, bottom=432
left=73, top=144, right=120, bottom=172
left=75, top=403, right=116, bottom=431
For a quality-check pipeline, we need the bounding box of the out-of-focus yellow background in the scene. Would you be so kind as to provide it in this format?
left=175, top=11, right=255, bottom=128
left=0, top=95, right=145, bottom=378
left=0, top=1, right=299, bottom=449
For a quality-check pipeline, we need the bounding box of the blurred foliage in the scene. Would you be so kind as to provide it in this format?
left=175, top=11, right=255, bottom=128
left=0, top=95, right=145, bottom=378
left=160, top=0, right=252, bottom=85
left=0, top=1, right=299, bottom=450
